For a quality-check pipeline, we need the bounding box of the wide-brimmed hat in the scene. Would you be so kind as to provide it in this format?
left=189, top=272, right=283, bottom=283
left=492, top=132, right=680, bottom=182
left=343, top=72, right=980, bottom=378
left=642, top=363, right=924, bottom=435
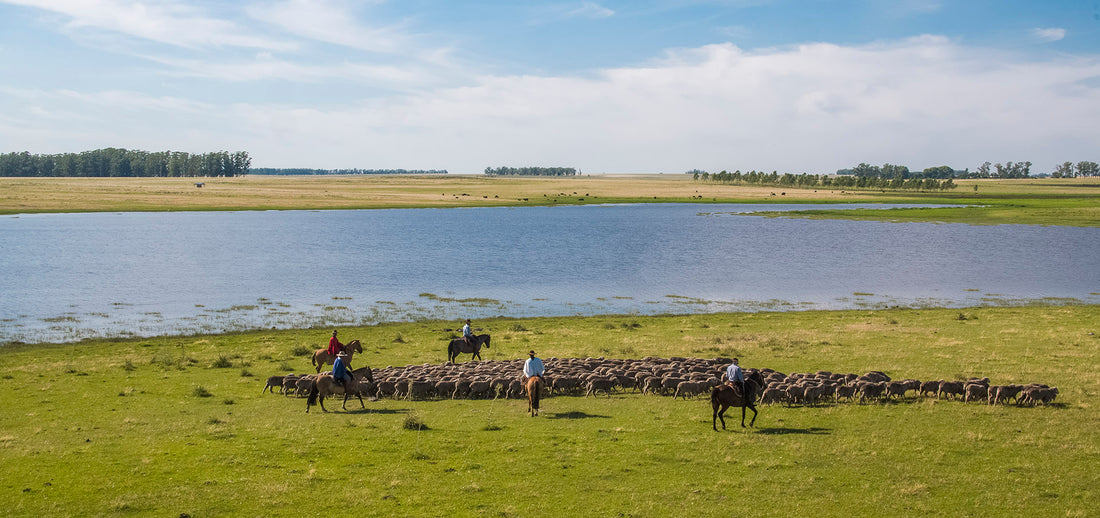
left=529, top=350, right=536, bottom=355
left=337, top=352, right=348, bottom=357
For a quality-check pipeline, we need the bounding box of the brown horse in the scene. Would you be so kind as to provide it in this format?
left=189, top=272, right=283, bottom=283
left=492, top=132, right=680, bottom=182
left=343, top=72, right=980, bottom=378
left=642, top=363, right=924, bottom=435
left=525, top=376, right=544, bottom=416
left=311, top=339, right=362, bottom=373
left=447, top=334, right=490, bottom=363
left=711, top=370, right=765, bottom=430
left=306, top=366, right=374, bottom=413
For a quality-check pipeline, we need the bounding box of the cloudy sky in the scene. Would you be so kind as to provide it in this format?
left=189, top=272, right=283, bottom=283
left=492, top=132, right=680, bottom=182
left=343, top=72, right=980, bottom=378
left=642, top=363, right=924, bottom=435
left=1, top=1, right=1098, bottom=174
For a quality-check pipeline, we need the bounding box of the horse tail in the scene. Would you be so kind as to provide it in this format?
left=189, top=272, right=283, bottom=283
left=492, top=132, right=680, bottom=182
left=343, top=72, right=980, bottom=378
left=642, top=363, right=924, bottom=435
left=306, top=380, right=319, bottom=411
left=311, top=353, right=318, bottom=367
left=447, top=340, right=454, bottom=360
left=532, top=379, right=541, bottom=411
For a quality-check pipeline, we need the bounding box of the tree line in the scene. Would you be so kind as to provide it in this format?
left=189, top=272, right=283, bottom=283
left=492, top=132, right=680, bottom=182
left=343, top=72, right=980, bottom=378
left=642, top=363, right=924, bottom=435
left=841, top=160, right=1100, bottom=179
left=250, top=168, right=448, bottom=175
left=484, top=166, right=577, bottom=176
left=0, top=149, right=250, bottom=177
left=692, top=169, right=957, bottom=191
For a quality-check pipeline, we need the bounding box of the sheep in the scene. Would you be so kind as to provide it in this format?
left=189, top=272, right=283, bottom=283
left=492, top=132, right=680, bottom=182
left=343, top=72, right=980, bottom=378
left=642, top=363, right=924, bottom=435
left=785, top=384, right=807, bottom=406
left=434, top=380, right=457, bottom=399
left=988, top=384, right=1024, bottom=405
left=1019, top=386, right=1059, bottom=406
left=641, top=376, right=663, bottom=395
left=673, top=381, right=709, bottom=400
left=963, top=383, right=989, bottom=403
left=551, top=376, right=583, bottom=395
left=835, top=384, right=857, bottom=402
left=263, top=375, right=286, bottom=394
left=937, top=380, right=965, bottom=400
left=294, top=376, right=315, bottom=397
left=759, top=387, right=786, bottom=405
left=585, top=377, right=616, bottom=397
left=919, top=380, right=942, bottom=398
left=452, top=380, right=471, bottom=399
left=859, top=382, right=886, bottom=403
left=406, top=380, right=435, bottom=400
left=467, top=380, right=493, bottom=399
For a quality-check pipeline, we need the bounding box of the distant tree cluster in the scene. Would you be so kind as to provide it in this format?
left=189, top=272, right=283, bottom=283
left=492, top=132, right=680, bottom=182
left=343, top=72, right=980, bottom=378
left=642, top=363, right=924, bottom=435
left=836, top=163, right=964, bottom=179
left=1050, top=161, right=1100, bottom=178
left=483, top=166, right=577, bottom=176
left=249, top=168, right=447, bottom=175
left=692, top=169, right=956, bottom=191
left=0, top=149, right=250, bottom=177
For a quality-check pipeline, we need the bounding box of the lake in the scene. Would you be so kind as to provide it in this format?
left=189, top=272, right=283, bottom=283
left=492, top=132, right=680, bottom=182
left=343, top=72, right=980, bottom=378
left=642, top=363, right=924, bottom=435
left=1, top=203, right=1097, bottom=344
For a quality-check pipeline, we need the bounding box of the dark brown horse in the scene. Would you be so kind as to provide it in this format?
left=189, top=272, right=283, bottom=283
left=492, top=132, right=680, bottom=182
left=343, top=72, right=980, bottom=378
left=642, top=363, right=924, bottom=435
left=311, top=339, right=362, bottom=373
left=306, top=366, right=374, bottom=413
left=447, top=334, right=490, bottom=363
left=711, top=370, right=765, bottom=430
left=525, top=376, right=544, bottom=416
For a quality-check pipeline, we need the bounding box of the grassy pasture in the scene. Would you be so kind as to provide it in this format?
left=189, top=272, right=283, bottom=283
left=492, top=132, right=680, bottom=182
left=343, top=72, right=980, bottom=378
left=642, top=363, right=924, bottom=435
left=1, top=175, right=1097, bottom=226
left=1, top=305, right=1097, bottom=516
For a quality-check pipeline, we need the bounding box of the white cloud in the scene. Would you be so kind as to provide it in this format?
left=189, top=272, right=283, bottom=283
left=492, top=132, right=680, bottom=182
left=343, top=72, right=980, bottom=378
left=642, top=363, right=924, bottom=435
left=2, top=0, right=292, bottom=50
left=567, top=2, right=615, bottom=19
left=3, top=37, right=1098, bottom=174
left=1032, top=27, right=1066, bottom=42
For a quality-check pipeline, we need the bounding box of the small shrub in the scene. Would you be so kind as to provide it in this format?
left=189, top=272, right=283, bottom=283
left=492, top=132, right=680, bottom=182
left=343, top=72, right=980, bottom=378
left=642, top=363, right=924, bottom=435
left=239, top=369, right=253, bottom=378
left=192, top=386, right=213, bottom=398
left=279, top=361, right=293, bottom=372
left=211, top=356, right=232, bottom=368
left=207, top=417, right=223, bottom=424
left=509, top=323, right=529, bottom=332
left=222, top=399, right=234, bottom=405
left=392, top=333, right=406, bottom=343
left=402, top=412, right=426, bottom=430
left=291, top=345, right=311, bottom=356
left=121, top=360, right=136, bottom=372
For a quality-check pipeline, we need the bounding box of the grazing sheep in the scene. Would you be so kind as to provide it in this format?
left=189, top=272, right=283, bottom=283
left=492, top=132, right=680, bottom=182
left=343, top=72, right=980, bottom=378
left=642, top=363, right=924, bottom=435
left=1019, top=386, right=1059, bottom=406
left=406, top=380, right=435, bottom=400
left=452, top=380, right=471, bottom=399
left=919, top=380, right=942, bottom=398
left=989, top=384, right=1024, bottom=405
left=585, top=378, right=616, bottom=398
left=263, top=375, right=286, bottom=394
left=468, top=380, right=493, bottom=399
left=551, top=376, right=583, bottom=395
left=673, top=381, right=709, bottom=400
left=835, top=384, right=857, bottom=402
left=859, top=382, right=886, bottom=403
left=785, top=384, right=807, bottom=406
left=937, top=380, right=965, bottom=400
left=294, top=376, right=315, bottom=397
left=963, top=383, right=989, bottom=403
left=760, top=387, right=786, bottom=405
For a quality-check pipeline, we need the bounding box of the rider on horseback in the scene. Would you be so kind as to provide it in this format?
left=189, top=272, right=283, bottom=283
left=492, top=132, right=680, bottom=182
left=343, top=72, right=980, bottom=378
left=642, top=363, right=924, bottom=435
left=462, top=319, right=474, bottom=348
left=332, top=352, right=354, bottom=391
left=523, top=350, right=545, bottom=379
left=725, top=358, right=745, bottom=397
left=327, top=329, right=344, bottom=356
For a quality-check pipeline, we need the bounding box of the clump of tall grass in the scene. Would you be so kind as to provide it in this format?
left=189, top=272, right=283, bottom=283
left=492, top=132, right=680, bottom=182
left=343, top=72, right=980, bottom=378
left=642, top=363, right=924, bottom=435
left=402, top=412, right=426, bottom=430
left=211, top=355, right=232, bottom=368
left=291, top=345, right=312, bottom=356
left=192, top=386, right=213, bottom=398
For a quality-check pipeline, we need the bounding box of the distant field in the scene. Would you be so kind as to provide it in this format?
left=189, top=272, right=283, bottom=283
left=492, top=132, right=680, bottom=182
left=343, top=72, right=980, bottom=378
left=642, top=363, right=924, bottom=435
left=1, top=306, right=1097, bottom=516
left=2, top=175, right=1097, bottom=226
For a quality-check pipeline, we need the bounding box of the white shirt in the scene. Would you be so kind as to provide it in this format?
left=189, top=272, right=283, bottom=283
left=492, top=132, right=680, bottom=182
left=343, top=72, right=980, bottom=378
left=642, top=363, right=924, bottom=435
left=524, top=357, right=545, bottom=378
left=726, top=363, right=743, bottom=382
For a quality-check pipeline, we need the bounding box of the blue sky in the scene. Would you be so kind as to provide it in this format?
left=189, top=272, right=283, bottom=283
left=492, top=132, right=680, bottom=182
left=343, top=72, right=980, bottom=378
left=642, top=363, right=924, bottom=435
left=1, top=1, right=1098, bottom=174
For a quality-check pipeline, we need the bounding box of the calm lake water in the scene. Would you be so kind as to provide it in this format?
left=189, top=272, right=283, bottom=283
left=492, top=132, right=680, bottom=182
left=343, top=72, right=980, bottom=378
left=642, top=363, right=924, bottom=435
left=1, top=203, right=1097, bottom=344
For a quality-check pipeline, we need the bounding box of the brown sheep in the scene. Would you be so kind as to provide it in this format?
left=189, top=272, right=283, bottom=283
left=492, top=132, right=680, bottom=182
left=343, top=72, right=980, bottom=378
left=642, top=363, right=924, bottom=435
left=963, top=383, right=989, bottom=403
left=263, top=375, right=287, bottom=394
left=585, top=377, right=616, bottom=397
left=937, top=380, right=965, bottom=400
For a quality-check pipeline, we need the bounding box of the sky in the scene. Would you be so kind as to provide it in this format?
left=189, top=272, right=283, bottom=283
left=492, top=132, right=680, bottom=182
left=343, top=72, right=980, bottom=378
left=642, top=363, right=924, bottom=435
left=1, top=1, right=1098, bottom=174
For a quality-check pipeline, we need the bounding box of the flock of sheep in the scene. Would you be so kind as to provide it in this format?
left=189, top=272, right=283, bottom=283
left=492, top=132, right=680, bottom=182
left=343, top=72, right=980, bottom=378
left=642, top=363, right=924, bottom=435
left=263, top=355, right=1060, bottom=408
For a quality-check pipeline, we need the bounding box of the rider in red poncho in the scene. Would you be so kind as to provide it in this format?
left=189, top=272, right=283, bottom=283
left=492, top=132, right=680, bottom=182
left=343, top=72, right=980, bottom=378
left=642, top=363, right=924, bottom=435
left=327, top=329, right=344, bottom=356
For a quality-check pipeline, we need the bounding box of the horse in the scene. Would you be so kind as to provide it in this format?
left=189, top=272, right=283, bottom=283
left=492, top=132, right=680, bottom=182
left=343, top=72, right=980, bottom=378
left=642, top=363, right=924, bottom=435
left=711, top=370, right=765, bottom=430
left=306, top=366, right=374, bottom=413
left=447, top=334, right=490, bottom=363
left=311, top=339, right=362, bottom=373
left=525, top=376, right=544, bottom=416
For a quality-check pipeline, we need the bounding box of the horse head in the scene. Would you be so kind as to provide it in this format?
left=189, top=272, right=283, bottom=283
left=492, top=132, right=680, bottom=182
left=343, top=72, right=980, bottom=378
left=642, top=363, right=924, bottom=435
left=482, top=334, right=490, bottom=348
left=352, top=366, right=374, bottom=384
left=348, top=340, right=363, bottom=354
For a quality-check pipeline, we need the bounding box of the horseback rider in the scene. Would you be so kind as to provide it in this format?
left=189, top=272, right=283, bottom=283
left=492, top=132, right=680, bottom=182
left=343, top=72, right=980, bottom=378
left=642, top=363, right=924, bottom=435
left=461, top=319, right=474, bottom=347
left=332, top=352, right=354, bottom=391
left=725, top=358, right=745, bottom=397
left=327, top=329, right=344, bottom=356
left=523, top=350, right=545, bottom=380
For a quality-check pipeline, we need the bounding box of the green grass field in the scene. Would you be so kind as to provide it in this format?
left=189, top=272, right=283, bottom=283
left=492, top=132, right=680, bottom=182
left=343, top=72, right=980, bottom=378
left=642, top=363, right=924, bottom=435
left=2, top=306, right=1097, bottom=516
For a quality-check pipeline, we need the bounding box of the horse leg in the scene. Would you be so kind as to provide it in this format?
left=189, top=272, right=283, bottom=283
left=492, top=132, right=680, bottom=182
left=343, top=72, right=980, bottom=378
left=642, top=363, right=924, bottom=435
left=741, top=405, right=747, bottom=428
left=748, top=404, right=758, bottom=427
left=714, top=403, right=727, bottom=430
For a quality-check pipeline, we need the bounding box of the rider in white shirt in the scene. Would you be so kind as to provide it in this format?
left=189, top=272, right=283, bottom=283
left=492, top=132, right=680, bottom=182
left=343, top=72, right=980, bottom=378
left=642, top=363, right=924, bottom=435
left=523, top=350, right=545, bottom=379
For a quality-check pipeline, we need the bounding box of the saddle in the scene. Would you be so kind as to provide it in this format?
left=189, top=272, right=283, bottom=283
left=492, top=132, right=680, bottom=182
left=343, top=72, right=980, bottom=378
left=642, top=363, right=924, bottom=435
left=724, top=381, right=743, bottom=398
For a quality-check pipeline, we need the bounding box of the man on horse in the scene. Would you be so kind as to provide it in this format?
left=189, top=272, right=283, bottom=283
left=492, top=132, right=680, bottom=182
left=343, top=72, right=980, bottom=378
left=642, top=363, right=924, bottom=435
left=327, top=329, right=344, bottom=356
left=332, top=351, right=354, bottom=392
left=725, top=358, right=745, bottom=398
left=523, top=350, right=545, bottom=380
left=462, top=319, right=474, bottom=348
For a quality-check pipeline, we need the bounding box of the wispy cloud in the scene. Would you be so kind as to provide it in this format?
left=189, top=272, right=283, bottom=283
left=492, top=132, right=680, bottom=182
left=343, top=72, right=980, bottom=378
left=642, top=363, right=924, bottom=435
left=2, top=0, right=291, bottom=50
left=1032, top=27, right=1066, bottom=42
left=566, top=2, right=615, bottom=19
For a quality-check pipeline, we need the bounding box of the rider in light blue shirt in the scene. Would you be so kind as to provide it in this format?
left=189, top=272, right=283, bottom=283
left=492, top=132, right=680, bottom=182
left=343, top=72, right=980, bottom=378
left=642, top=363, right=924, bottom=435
left=726, top=358, right=744, bottom=395
left=462, top=319, right=474, bottom=345
left=523, top=350, right=545, bottom=379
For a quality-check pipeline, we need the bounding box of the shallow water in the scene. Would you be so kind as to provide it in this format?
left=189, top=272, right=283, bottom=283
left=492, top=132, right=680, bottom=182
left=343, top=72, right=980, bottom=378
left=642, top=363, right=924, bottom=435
left=1, top=203, right=1096, bottom=343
